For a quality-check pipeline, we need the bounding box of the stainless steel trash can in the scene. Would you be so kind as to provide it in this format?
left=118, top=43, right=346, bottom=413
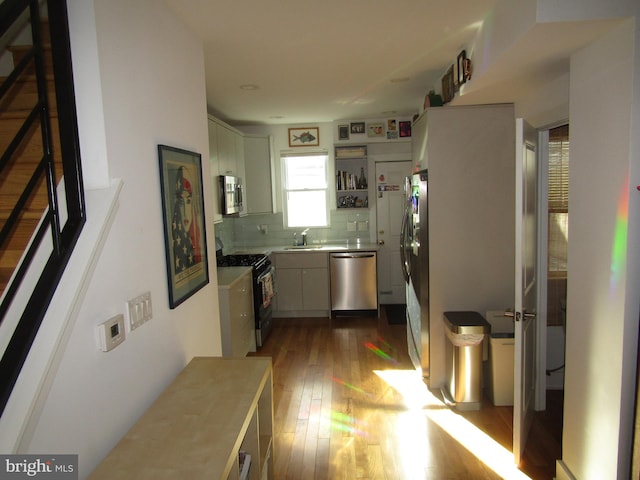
left=443, top=311, right=491, bottom=410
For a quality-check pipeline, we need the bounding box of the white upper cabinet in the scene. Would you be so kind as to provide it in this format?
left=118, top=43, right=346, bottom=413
left=244, top=134, right=276, bottom=215
left=208, top=115, right=247, bottom=218
left=207, top=118, right=223, bottom=224
left=216, top=122, right=238, bottom=176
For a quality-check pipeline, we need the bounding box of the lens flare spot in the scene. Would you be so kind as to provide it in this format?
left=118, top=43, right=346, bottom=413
left=364, top=341, right=398, bottom=364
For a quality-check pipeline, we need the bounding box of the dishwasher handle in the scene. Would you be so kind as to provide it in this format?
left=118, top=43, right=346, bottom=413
left=330, top=252, right=376, bottom=259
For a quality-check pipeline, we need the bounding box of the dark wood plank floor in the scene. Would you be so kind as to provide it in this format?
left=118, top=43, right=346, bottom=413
left=251, top=308, right=562, bottom=479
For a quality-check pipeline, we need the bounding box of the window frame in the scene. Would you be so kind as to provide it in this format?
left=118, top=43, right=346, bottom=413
left=281, top=152, right=330, bottom=229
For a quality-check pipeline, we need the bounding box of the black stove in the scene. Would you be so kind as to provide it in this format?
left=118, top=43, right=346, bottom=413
left=216, top=253, right=269, bottom=270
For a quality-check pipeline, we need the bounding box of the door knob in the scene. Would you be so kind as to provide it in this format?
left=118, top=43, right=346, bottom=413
left=378, top=240, right=385, bottom=245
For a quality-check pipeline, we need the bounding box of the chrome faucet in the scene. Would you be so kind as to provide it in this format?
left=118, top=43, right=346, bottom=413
left=301, top=228, right=309, bottom=246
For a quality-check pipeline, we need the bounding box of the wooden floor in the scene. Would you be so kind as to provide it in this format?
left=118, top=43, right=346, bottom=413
left=251, top=308, right=562, bottom=479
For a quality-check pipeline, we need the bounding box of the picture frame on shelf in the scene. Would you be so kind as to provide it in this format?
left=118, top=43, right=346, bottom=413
left=338, top=124, right=349, bottom=140
left=350, top=122, right=365, bottom=134
left=288, top=127, right=320, bottom=147
left=399, top=121, right=412, bottom=137
left=158, top=144, right=209, bottom=309
left=441, top=64, right=455, bottom=103
left=457, top=50, right=468, bottom=86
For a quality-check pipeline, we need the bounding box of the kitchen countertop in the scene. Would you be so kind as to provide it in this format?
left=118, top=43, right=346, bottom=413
left=231, top=243, right=379, bottom=255
left=216, top=266, right=252, bottom=287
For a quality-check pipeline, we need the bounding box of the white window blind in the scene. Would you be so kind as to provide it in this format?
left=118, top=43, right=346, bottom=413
left=548, top=125, right=569, bottom=273
left=548, top=125, right=569, bottom=212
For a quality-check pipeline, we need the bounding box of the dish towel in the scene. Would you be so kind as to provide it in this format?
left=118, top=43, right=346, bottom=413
left=260, top=267, right=275, bottom=308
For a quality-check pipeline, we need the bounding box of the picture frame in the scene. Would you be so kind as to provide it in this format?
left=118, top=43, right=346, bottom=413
left=350, top=122, right=365, bottom=134
left=457, top=50, right=467, bottom=87
left=441, top=64, right=455, bottom=103
left=399, top=121, right=412, bottom=138
left=158, top=144, right=209, bottom=309
left=288, top=127, right=319, bottom=147
left=338, top=124, right=349, bottom=140
left=367, top=122, right=384, bottom=137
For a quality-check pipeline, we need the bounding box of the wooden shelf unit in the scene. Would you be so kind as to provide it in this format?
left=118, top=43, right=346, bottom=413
left=89, top=357, right=274, bottom=480
left=335, top=145, right=369, bottom=209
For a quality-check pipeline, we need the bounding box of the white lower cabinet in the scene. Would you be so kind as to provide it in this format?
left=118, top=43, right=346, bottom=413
left=218, top=267, right=256, bottom=357
left=272, top=252, right=329, bottom=317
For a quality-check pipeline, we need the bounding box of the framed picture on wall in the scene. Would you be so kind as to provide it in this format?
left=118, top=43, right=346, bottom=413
left=158, top=144, right=209, bottom=309
left=350, top=122, right=365, bottom=134
left=367, top=122, right=384, bottom=137
left=338, top=124, right=349, bottom=140
left=288, top=127, right=320, bottom=147
left=399, top=121, right=412, bottom=137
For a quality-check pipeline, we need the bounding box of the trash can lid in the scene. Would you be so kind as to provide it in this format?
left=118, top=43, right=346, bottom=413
left=443, top=311, right=491, bottom=334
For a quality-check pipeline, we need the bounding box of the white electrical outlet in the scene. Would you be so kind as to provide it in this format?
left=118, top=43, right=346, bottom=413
left=126, top=291, right=152, bottom=331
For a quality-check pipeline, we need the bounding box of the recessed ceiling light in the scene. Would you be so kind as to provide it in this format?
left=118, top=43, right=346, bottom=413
left=269, top=115, right=284, bottom=119
left=240, top=84, right=259, bottom=90
left=389, top=77, right=410, bottom=83
left=381, top=111, right=397, bottom=115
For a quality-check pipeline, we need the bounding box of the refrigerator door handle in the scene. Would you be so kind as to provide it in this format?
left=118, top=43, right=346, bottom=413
left=400, top=198, right=410, bottom=283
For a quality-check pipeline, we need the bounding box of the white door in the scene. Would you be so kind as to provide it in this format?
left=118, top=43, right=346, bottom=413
left=513, top=118, right=538, bottom=464
left=375, top=161, right=412, bottom=304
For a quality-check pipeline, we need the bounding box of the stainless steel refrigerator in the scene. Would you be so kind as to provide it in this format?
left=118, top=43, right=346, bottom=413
left=401, top=169, right=429, bottom=380
left=401, top=104, right=516, bottom=388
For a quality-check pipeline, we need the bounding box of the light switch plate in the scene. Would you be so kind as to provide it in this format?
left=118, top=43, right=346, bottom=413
left=96, top=314, right=125, bottom=352
left=126, top=291, right=152, bottom=331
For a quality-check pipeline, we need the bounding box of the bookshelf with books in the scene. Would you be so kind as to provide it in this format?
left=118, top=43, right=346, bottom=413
left=335, top=145, right=369, bottom=209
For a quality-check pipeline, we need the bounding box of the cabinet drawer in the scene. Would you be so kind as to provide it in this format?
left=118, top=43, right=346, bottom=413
left=274, top=252, right=327, bottom=269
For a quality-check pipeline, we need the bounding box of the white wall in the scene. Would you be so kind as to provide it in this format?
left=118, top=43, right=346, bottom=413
left=4, top=1, right=222, bottom=477
left=561, top=17, right=639, bottom=480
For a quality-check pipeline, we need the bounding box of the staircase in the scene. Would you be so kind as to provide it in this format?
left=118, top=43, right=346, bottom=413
left=0, top=20, right=61, bottom=299
left=0, top=0, right=88, bottom=420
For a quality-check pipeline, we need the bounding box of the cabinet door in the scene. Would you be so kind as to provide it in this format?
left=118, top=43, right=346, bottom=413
left=208, top=119, right=223, bottom=224
left=275, top=268, right=303, bottom=311
left=244, top=135, right=276, bottom=214
left=217, top=124, right=237, bottom=176
left=302, top=268, right=329, bottom=310
left=220, top=271, right=255, bottom=357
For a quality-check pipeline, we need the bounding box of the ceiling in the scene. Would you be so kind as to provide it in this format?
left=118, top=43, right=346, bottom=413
left=164, top=0, right=620, bottom=126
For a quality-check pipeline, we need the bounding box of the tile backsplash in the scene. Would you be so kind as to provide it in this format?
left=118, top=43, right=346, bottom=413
left=214, top=210, right=372, bottom=253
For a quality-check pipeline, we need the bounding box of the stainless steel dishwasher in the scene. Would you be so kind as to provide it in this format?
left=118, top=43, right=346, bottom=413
left=330, top=251, right=377, bottom=316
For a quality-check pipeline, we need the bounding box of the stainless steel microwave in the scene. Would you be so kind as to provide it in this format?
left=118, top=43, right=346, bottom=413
left=219, top=175, right=243, bottom=215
